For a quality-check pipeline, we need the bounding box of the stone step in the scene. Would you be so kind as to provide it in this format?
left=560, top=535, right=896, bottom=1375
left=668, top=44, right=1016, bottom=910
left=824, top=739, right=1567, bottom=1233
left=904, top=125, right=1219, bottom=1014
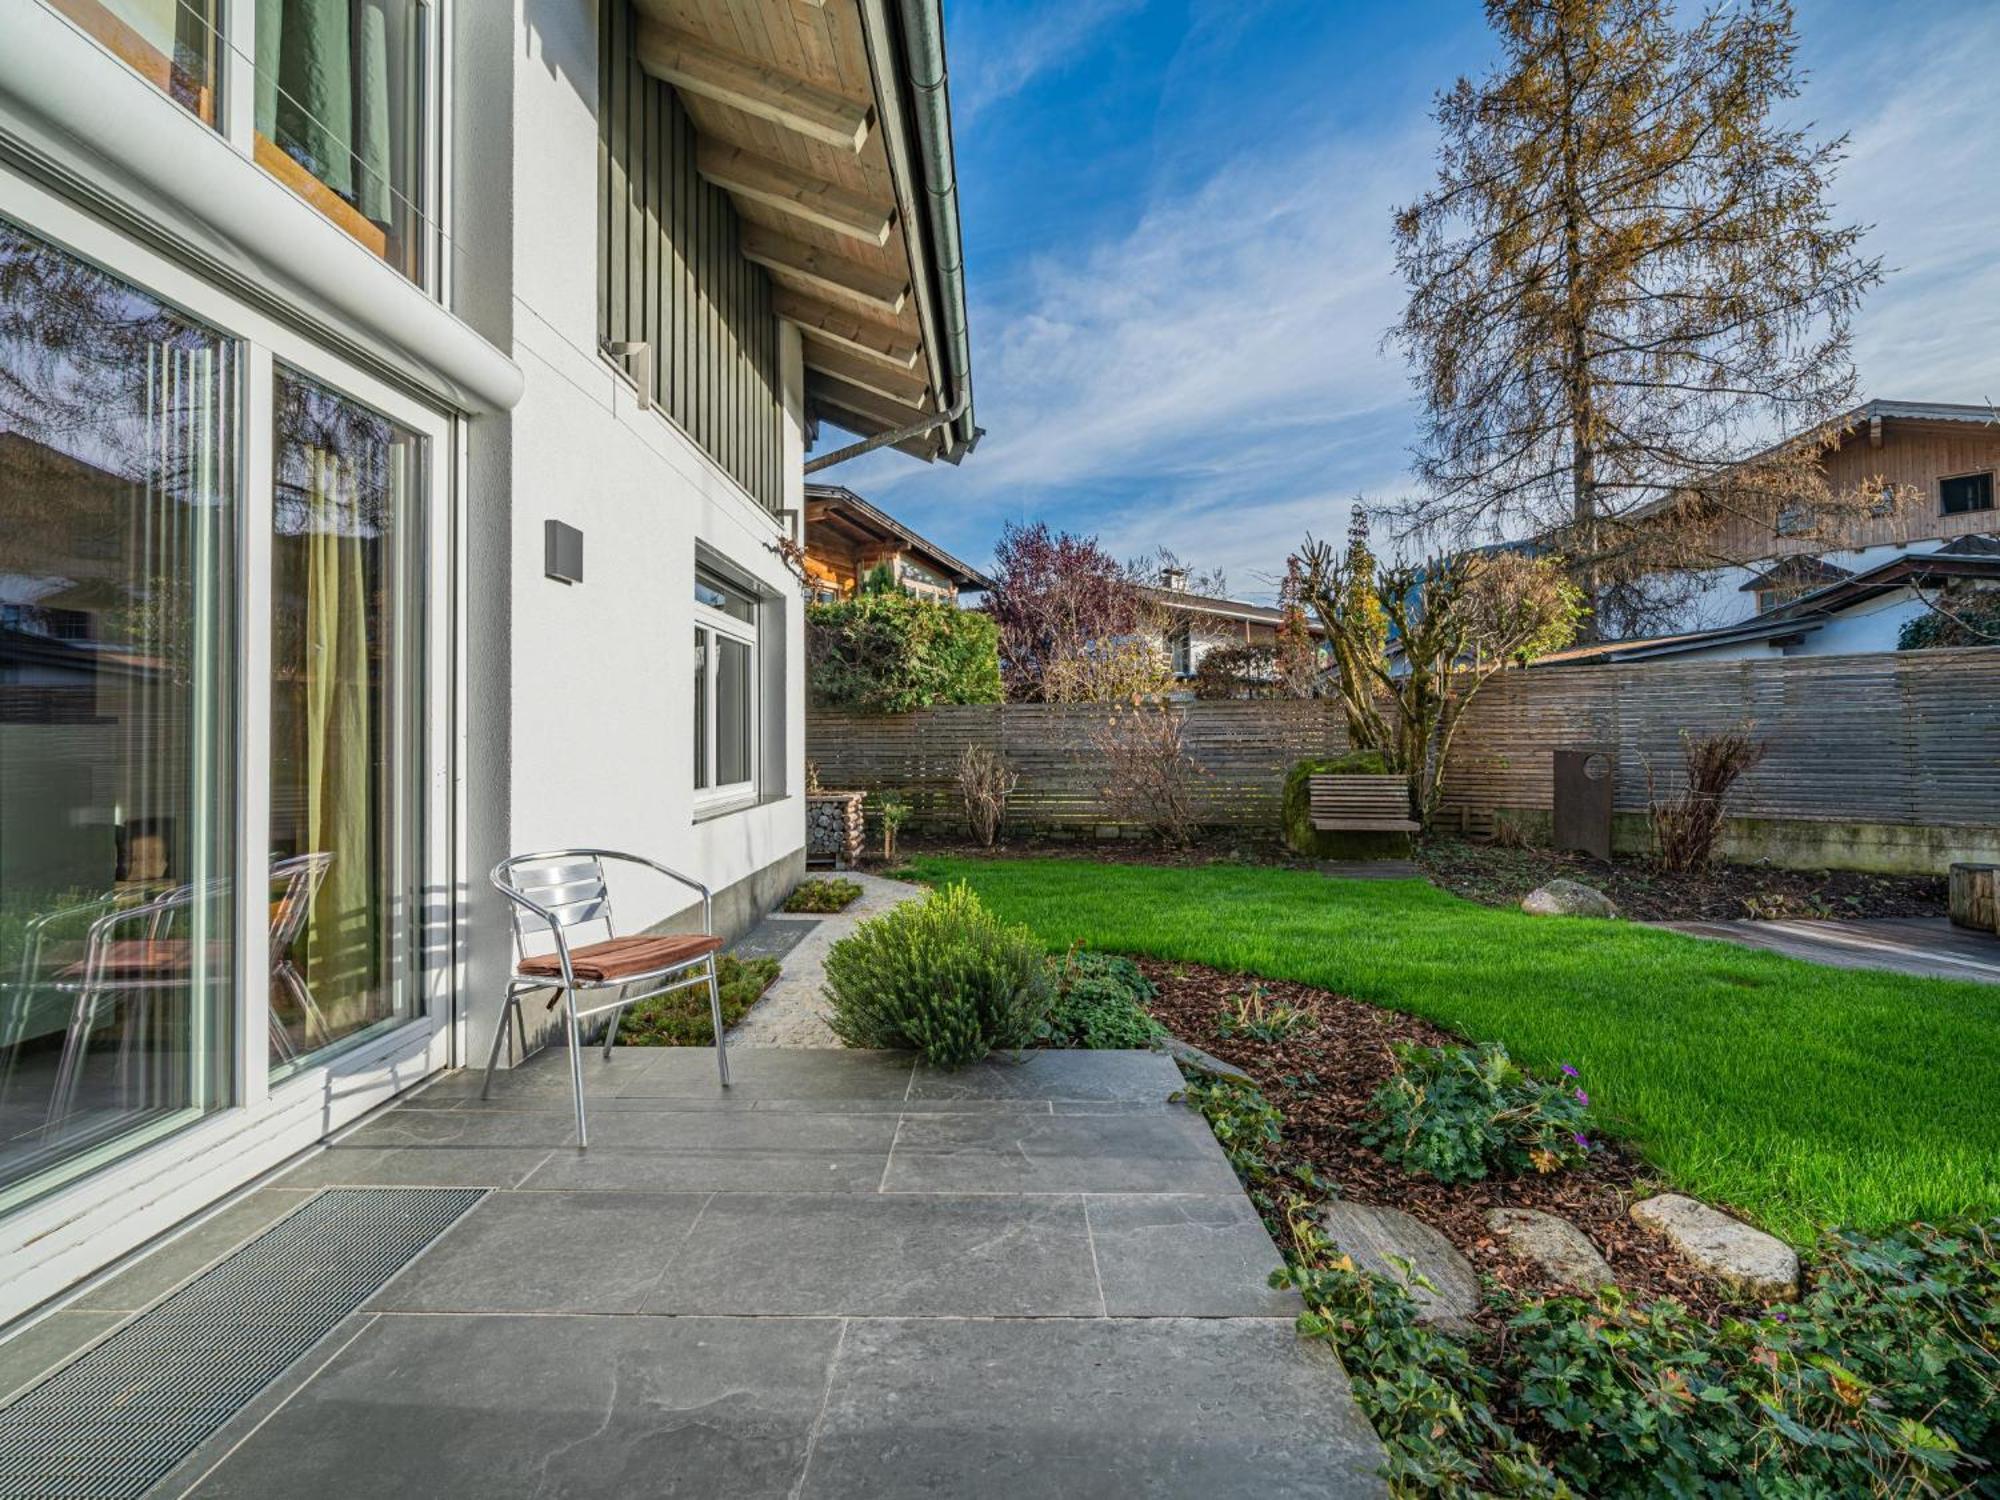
left=1629, top=1194, right=1799, bottom=1301
left=1319, top=1201, right=1481, bottom=1332
left=1483, top=1207, right=1614, bottom=1291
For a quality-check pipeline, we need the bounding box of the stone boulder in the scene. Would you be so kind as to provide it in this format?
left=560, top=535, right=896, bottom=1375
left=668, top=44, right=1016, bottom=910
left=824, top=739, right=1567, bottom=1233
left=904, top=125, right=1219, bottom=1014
left=1630, top=1194, right=1799, bottom=1301
left=1152, top=1034, right=1255, bottom=1085
left=1484, top=1208, right=1614, bottom=1291
left=1320, top=1202, right=1481, bottom=1333
left=1521, top=879, right=1618, bottom=919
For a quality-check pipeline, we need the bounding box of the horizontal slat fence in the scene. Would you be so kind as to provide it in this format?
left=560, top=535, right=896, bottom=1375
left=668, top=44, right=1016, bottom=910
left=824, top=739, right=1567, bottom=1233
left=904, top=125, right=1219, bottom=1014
left=808, top=701, right=1347, bottom=833
left=1438, top=646, right=2000, bottom=828
left=808, top=648, right=2000, bottom=851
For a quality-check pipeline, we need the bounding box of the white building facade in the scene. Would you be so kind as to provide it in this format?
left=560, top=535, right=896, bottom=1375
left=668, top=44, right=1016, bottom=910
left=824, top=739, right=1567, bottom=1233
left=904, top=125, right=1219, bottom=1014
left=0, top=0, right=971, bottom=1323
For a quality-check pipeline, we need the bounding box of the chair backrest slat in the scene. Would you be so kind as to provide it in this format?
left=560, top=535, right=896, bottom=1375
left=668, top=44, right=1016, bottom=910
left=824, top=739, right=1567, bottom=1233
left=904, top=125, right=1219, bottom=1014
left=497, top=854, right=615, bottom=950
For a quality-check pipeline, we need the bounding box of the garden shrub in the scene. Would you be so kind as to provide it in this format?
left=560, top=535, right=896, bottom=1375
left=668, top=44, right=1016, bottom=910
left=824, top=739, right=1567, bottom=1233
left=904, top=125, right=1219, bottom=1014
left=782, top=877, right=862, bottom=913
left=1361, top=1042, right=1590, bottom=1184
left=807, top=590, right=1002, bottom=713
left=823, top=882, right=1054, bottom=1067
left=612, top=955, right=779, bottom=1045
left=1042, top=951, right=1162, bottom=1049
left=1215, top=982, right=1315, bottom=1042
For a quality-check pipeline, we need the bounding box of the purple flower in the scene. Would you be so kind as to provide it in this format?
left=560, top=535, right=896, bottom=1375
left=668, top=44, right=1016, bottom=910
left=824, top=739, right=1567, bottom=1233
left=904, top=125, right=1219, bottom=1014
left=1575, top=1089, right=1589, bottom=1106
left=1561, top=1064, right=1579, bottom=1079
left=1572, top=1133, right=1590, bottom=1150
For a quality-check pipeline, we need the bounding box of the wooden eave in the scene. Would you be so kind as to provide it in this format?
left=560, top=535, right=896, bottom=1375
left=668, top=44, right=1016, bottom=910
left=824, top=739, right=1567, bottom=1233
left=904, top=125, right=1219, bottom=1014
left=632, top=0, right=950, bottom=459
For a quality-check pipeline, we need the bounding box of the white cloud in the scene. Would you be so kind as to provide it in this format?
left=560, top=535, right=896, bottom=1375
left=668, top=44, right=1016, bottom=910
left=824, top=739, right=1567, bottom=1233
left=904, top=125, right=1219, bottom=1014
left=952, top=0, right=1152, bottom=122
left=1821, top=7, right=2000, bottom=403
left=851, top=124, right=1431, bottom=600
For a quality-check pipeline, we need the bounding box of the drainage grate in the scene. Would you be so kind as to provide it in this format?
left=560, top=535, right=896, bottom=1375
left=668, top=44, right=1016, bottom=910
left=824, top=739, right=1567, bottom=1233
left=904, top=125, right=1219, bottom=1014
left=0, top=1187, right=483, bottom=1500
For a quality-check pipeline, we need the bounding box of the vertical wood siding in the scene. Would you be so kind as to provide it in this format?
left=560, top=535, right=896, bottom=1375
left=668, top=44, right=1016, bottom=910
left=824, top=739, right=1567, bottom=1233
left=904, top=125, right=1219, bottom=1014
left=600, top=2, right=782, bottom=512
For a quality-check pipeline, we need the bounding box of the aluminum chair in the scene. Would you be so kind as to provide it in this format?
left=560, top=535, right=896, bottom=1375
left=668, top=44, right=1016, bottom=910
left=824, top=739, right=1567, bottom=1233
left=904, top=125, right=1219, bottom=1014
left=487, top=849, right=730, bottom=1144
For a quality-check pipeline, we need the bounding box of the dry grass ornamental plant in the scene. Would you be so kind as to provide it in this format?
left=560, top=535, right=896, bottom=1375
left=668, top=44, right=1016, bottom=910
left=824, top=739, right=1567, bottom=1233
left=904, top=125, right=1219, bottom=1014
left=955, top=744, right=1017, bottom=847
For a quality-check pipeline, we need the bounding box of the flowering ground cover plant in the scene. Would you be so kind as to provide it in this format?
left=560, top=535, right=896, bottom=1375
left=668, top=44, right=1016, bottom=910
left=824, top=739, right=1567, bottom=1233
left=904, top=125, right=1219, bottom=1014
left=1361, top=1041, right=1592, bottom=1183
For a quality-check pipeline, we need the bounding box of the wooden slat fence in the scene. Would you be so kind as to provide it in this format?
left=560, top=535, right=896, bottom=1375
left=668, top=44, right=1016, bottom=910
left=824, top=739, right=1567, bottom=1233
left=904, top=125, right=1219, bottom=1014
left=808, top=701, right=1346, bottom=833
left=808, top=647, right=2000, bottom=849
left=1438, top=646, right=2000, bottom=829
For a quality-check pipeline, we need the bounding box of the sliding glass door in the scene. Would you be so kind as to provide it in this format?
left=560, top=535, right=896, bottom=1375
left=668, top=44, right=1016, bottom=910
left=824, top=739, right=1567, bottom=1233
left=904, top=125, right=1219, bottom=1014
left=0, top=185, right=455, bottom=1221
left=0, top=216, right=237, bottom=1206
left=268, top=370, right=427, bottom=1076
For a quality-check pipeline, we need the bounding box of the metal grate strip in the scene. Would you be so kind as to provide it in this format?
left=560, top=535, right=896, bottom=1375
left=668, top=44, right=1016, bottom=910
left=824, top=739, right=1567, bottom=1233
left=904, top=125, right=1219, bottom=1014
left=0, top=1187, right=483, bottom=1500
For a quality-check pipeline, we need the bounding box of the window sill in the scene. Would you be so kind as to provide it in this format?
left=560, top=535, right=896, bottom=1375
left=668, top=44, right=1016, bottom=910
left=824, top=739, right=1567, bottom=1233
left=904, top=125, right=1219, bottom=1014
left=693, top=791, right=790, bottom=825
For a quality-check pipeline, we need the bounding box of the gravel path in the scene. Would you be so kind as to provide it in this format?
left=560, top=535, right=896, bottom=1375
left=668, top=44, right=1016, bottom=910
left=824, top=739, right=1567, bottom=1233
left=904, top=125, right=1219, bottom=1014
left=728, top=872, right=928, bottom=1047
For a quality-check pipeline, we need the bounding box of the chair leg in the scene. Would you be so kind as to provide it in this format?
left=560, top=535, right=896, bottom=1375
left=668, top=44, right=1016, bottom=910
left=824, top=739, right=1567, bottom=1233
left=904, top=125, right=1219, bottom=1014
left=706, top=961, right=731, bottom=1088
left=481, top=989, right=523, bottom=1101
left=564, top=991, right=590, bottom=1148
left=601, top=1003, right=624, bottom=1059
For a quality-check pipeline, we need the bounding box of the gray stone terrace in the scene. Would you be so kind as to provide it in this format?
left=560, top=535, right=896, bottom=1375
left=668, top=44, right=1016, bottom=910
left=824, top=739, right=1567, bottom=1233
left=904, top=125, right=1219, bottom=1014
left=3, top=1046, right=1386, bottom=1498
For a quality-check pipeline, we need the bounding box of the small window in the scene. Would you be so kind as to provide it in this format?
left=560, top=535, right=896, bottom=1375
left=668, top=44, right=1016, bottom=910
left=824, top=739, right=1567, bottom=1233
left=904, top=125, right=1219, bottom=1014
left=1774, top=502, right=1814, bottom=537
left=1169, top=624, right=1193, bottom=677
left=1940, top=472, right=1994, bottom=517
left=693, top=565, right=758, bottom=807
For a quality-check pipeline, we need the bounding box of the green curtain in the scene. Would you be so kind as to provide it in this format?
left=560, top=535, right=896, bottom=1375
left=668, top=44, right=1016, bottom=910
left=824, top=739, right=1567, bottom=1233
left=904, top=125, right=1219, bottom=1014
left=255, top=0, right=398, bottom=224
left=300, top=448, right=372, bottom=1018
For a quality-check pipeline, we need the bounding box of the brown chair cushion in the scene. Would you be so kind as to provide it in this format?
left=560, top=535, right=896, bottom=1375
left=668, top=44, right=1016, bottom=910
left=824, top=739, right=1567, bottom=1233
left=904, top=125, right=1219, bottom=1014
left=58, top=939, right=200, bottom=980
left=517, top=933, right=722, bottom=984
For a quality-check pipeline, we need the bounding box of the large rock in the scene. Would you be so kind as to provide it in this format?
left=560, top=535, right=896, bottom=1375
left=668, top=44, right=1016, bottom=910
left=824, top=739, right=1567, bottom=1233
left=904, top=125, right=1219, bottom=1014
left=1630, top=1194, right=1799, bottom=1301
left=1521, top=879, right=1618, bottom=919
left=1319, top=1202, right=1481, bottom=1332
left=1484, top=1208, right=1614, bottom=1291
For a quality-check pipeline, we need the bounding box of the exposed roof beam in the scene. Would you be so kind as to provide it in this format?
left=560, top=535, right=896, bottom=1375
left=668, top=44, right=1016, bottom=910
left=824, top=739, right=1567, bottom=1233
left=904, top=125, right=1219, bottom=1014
left=814, top=399, right=940, bottom=463
left=801, top=342, right=931, bottom=408
left=777, top=289, right=919, bottom=368
left=808, top=372, right=930, bottom=431
left=635, top=22, right=870, bottom=153
left=696, top=141, right=892, bottom=246
left=742, top=225, right=907, bottom=316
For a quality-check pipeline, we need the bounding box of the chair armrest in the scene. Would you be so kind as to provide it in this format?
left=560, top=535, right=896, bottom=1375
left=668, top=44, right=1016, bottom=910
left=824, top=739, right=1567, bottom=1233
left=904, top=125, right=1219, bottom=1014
left=487, top=880, right=582, bottom=989
left=597, top=851, right=713, bottom=935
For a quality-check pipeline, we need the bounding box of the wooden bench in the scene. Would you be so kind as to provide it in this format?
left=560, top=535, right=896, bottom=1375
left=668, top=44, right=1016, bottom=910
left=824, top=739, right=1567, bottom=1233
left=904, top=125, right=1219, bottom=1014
left=1308, top=774, right=1419, bottom=833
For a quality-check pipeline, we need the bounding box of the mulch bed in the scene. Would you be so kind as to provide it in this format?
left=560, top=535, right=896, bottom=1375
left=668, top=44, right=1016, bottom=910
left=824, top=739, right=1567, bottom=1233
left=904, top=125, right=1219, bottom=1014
left=1417, top=837, right=1945, bottom=923
left=1139, top=956, right=1752, bottom=1326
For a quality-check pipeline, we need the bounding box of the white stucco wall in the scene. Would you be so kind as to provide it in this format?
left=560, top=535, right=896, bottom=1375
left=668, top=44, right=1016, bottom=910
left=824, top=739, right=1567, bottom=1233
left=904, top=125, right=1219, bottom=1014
left=495, top=0, right=807, bottom=942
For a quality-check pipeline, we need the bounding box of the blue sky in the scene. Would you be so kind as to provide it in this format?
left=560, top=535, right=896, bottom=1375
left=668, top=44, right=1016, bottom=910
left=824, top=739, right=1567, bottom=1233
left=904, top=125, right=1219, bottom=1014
left=832, top=0, right=2000, bottom=604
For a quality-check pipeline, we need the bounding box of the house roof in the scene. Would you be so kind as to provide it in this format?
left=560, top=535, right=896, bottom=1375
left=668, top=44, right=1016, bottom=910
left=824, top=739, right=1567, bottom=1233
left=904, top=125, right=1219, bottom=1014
left=1139, top=586, right=1327, bottom=635
left=1532, top=545, right=2000, bottom=664
left=1629, top=398, right=2000, bottom=523
left=1736, top=555, right=1852, bottom=593
left=804, top=483, right=994, bottom=591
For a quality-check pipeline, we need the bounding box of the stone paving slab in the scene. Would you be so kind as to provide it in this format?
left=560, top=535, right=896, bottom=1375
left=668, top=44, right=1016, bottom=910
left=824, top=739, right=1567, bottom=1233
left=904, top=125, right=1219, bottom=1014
left=1657, top=915, right=2000, bottom=984
left=0, top=1045, right=1384, bottom=1498
left=798, top=1317, right=1384, bottom=1499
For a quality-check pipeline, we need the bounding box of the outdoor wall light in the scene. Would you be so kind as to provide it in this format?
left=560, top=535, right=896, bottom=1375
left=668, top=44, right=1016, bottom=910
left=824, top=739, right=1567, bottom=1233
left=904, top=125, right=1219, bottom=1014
left=545, top=520, right=584, bottom=585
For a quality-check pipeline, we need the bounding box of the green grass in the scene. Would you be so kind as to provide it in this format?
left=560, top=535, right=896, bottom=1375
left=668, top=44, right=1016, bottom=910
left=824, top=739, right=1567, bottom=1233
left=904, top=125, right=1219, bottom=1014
left=909, top=856, right=2000, bottom=1242
left=613, top=955, right=780, bottom=1045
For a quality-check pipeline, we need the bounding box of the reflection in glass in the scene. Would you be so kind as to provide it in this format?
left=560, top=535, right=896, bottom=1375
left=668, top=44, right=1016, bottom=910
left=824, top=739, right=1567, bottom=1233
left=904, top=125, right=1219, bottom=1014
left=255, top=0, right=428, bottom=280
left=0, top=217, right=237, bottom=1205
left=46, top=0, right=223, bottom=125
left=269, top=370, right=425, bottom=1074
left=716, top=636, right=751, bottom=787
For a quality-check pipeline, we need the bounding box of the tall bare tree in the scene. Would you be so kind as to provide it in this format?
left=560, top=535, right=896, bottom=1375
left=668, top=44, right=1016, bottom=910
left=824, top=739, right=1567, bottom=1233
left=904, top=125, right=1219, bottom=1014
left=1390, top=0, right=1889, bottom=638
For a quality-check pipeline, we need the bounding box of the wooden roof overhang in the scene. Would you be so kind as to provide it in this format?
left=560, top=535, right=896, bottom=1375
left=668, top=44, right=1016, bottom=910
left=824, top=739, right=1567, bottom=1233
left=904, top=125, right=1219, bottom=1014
left=804, top=483, right=994, bottom=589
left=633, top=0, right=972, bottom=465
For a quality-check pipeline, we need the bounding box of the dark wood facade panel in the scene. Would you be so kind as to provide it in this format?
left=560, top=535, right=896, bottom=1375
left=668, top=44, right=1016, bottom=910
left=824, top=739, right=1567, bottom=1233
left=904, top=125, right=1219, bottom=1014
left=601, top=1, right=783, bottom=512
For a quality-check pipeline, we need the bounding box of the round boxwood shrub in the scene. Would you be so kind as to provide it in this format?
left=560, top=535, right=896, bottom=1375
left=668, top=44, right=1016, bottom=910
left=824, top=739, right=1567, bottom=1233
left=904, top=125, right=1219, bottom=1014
left=823, top=883, right=1054, bottom=1067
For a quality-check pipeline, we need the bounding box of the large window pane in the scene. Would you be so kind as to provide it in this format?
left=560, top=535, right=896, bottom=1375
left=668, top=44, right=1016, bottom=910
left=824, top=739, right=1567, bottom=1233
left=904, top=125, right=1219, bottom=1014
left=47, top=0, right=223, bottom=125
left=269, top=369, right=424, bottom=1074
left=0, top=217, right=237, bottom=1205
left=255, top=0, right=428, bottom=281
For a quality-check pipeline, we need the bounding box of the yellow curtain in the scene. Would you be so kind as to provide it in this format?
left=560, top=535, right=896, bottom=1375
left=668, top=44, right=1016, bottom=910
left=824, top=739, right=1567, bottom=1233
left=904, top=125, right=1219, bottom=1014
left=301, top=447, right=372, bottom=1021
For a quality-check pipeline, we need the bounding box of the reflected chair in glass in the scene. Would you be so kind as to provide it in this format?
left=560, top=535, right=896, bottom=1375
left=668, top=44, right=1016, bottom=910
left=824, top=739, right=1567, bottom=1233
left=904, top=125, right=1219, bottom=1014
left=488, top=850, right=730, bottom=1145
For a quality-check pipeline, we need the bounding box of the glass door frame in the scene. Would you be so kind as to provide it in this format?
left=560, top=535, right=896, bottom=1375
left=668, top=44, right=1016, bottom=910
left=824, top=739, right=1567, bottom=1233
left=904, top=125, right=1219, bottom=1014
left=0, top=162, right=459, bottom=1246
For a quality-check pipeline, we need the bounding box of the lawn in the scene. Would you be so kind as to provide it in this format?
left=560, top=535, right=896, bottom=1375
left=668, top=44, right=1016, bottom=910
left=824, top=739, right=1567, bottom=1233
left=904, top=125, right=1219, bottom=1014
left=908, top=856, right=2000, bottom=1242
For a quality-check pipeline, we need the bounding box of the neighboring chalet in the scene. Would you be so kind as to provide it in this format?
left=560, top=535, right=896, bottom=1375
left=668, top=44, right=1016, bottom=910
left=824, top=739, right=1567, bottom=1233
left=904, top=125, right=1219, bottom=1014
left=1642, top=399, right=2000, bottom=636
left=803, top=482, right=993, bottom=601
left=1535, top=536, right=2000, bottom=664
left=1144, top=567, right=1325, bottom=683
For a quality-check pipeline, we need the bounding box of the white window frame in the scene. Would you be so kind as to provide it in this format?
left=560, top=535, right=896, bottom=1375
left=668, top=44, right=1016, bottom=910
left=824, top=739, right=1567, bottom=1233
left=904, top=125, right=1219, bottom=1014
left=693, top=567, right=759, bottom=814
left=0, top=165, right=460, bottom=1322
